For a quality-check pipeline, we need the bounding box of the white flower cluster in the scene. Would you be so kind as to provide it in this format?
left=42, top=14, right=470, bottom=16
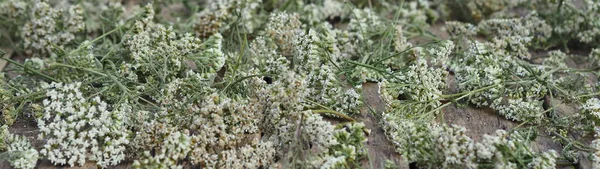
left=251, top=14, right=361, bottom=116
left=79, top=0, right=125, bottom=32
left=166, top=93, right=265, bottom=168
left=298, top=30, right=362, bottom=115
left=0, top=125, right=6, bottom=151
left=331, top=122, right=368, bottom=162
left=197, top=0, right=262, bottom=33
left=382, top=119, right=558, bottom=168
left=247, top=68, right=367, bottom=167
left=431, top=124, right=477, bottom=168
left=0, top=0, right=27, bottom=18
left=23, top=57, right=46, bottom=71
left=278, top=111, right=368, bottom=168
left=535, top=0, right=600, bottom=45
left=524, top=12, right=553, bottom=45
left=249, top=36, right=289, bottom=74
left=543, top=50, right=569, bottom=69
left=133, top=130, right=192, bottom=169
left=583, top=98, right=600, bottom=119
left=300, top=0, right=346, bottom=26
left=427, top=40, right=455, bottom=67
left=124, top=4, right=226, bottom=103
left=443, top=0, right=525, bottom=22
left=196, top=33, right=226, bottom=73
left=334, top=29, right=359, bottom=61
left=453, top=40, right=547, bottom=122
left=496, top=98, right=545, bottom=123
left=382, top=119, right=476, bottom=168
left=477, top=15, right=551, bottom=59
left=320, top=156, right=347, bottom=169
left=251, top=71, right=308, bottom=134
left=1, top=125, right=39, bottom=169
left=156, top=70, right=217, bottom=107
left=21, top=0, right=85, bottom=54
left=446, top=21, right=477, bottom=37
left=300, top=112, right=338, bottom=148
left=396, top=58, right=447, bottom=102
left=316, top=123, right=369, bottom=169
left=577, top=0, right=600, bottom=43
left=394, top=1, right=435, bottom=29
left=292, top=29, right=321, bottom=72
left=381, top=58, right=447, bottom=118
left=217, top=140, right=276, bottom=168
left=125, top=8, right=201, bottom=81
left=592, top=127, right=600, bottom=169
left=266, top=12, right=302, bottom=56
left=258, top=75, right=309, bottom=138
left=348, top=8, right=384, bottom=44
left=37, top=82, right=129, bottom=167
left=590, top=48, right=600, bottom=68
left=528, top=151, right=558, bottom=169
left=393, top=25, right=412, bottom=52
left=476, top=130, right=557, bottom=169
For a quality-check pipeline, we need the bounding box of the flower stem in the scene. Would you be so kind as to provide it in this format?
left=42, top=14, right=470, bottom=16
left=311, top=109, right=355, bottom=122
left=0, top=57, right=58, bottom=82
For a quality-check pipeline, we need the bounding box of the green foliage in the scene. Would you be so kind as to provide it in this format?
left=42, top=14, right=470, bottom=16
left=2, top=0, right=600, bottom=168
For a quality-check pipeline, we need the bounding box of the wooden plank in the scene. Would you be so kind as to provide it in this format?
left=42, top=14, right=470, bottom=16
left=361, top=82, right=410, bottom=169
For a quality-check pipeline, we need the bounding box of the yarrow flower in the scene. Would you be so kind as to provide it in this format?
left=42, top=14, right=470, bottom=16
left=476, top=130, right=557, bottom=169
left=591, top=127, right=600, bottom=169
left=496, top=98, right=545, bottom=123
left=2, top=1, right=593, bottom=168
left=132, top=130, right=192, bottom=169
left=442, top=0, right=525, bottom=22
left=583, top=98, right=600, bottom=119
left=382, top=120, right=476, bottom=168
left=590, top=48, right=600, bottom=68
left=38, top=82, right=129, bottom=167
left=476, top=15, right=550, bottom=59
left=21, top=0, right=85, bottom=54
left=0, top=0, right=26, bottom=18
left=381, top=57, right=447, bottom=119
left=1, top=125, right=39, bottom=169
left=452, top=40, right=547, bottom=123
left=383, top=120, right=557, bottom=168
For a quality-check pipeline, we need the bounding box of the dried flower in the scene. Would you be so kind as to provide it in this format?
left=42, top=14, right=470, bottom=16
left=38, top=82, right=129, bottom=167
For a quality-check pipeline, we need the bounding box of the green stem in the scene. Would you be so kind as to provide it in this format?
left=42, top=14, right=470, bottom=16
left=440, top=83, right=500, bottom=99
left=3, top=90, right=46, bottom=104
left=421, top=83, right=500, bottom=119
left=344, top=60, right=388, bottom=73
left=138, top=97, right=160, bottom=109
left=551, top=131, right=594, bottom=152
left=222, top=74, right=272, bottom=92
left=374, top=41, right=439, bottom=64
left=577, top=91, right=600, bottom=98
left=107, top=72, right=129, bottom=94
left=304, top=98, right=332, bottom=110
left=50, top=63, right=108, bottom=77
left=311, top=109, right=355, bottom=122
left=87, top=84, right=114, bottom=99
left=66, top=26, right=122, bottom=57
left=0, top=57, right=58, bottom=82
